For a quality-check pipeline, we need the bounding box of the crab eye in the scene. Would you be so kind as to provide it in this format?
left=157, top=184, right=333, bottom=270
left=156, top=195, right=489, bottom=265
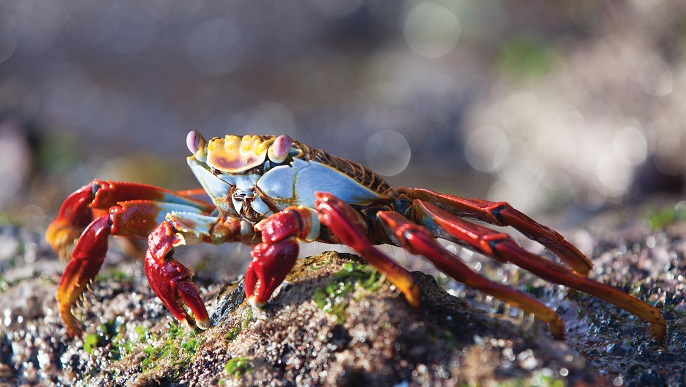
left=267, top=135, right=292, bottom=164
left=187, top=130, right=207, bottom=161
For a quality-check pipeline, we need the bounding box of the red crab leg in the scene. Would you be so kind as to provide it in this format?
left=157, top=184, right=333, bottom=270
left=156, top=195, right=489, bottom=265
left=245, top=207, right=318, bottom=306
left=47, top=180, right=214, bottom=260
left=377, top=210, right=565, bottom=339
left=57, top=215, right=111, bottom=336
left=146, top=213, right=258, bottom=329
left=400, top=188, right=592, bottom=276
left=57, top=200, right=198, bottom=336
left=414, top=200, right=666, bottom=342
left=314, top=192, right=421, bottom=307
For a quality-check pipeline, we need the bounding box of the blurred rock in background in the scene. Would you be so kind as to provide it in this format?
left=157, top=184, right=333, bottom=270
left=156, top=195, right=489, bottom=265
left=0, top=115, right=36, bottom=209
left=0, top=0, right=684, bottom=219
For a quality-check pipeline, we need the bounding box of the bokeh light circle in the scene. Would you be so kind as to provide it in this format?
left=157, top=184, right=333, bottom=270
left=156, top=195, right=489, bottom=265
left=364, top=130, right=411, bottom=176
left=464, top=126, right=509, bottom=173
left=404, top=3, right=460, bottom=59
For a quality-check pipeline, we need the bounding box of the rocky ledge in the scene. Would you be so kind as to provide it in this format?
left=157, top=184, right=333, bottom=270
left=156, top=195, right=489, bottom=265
left=1, top=202, right=685, bottom=385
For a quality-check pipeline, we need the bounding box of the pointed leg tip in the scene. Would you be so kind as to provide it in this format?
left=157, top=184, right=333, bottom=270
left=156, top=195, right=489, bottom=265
left=248, top=296, right=266, bottom=309
left=402, top=284, right=421, bottom=308
left=551, top=327, right=565, bottom=341
left=66, top=326, right=82, bottom=338
left=652, top=321, right=667, bottom=343
left=196, top=317, right=211, bottom=330
left=60, top=309, right=83, bottom=337
left=547, top=315, right=565, bottom=340
left=180, top=315, right=211, bottom=331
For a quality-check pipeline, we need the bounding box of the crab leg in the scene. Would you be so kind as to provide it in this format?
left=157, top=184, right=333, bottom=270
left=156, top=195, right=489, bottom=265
left=377, top=210, right=565, bottom=339
left=314, top=192, right=421, bottom=307
left=57, top=200, right=202, bottom=335
left=414, top=200, right=666, bottom=342
left=46, top=180, right=214, bottom=260
left=146, top=212, right=258, bottom=330
left=400, top=188, right=592, bottom=276
left=57, top=215, right=111, bottom=336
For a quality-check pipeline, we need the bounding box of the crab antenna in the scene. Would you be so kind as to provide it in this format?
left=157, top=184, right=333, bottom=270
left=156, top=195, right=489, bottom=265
left=186, top=130, right=207, bottom=161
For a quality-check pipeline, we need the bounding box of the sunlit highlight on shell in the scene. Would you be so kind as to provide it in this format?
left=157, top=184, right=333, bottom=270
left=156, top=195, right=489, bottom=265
left=206, top=134, right=275, bottom=173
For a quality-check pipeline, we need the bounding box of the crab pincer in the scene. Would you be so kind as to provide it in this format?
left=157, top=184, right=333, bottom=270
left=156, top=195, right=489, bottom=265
left=245, top=207, right=318, bottom=306
left=245, top=239, right=299, bottom=307
left=145, top=221, right=210, bottom=330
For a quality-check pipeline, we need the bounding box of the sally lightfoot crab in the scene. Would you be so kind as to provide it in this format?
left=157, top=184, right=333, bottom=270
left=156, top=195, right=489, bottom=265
left=46, top=131, right=667, bottom=341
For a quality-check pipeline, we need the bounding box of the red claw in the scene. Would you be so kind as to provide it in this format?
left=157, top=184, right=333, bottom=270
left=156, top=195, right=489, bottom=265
left=246, top=208, right=318, bottom=306
left=145, top=222, right=210, bottom=329
left=245, top=239, right=299, bottom=307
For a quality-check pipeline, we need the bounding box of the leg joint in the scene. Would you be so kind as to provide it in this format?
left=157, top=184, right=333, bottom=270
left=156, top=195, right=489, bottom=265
left=483, top=232, right=512, bottom=260
left=488, top=202, right=509, bottom=224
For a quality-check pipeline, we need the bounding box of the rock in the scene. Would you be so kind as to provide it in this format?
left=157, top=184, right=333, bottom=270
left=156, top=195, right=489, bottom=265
left=2, top=203, right=686, bottom=386
left=88, top=252, right=599, bottom=386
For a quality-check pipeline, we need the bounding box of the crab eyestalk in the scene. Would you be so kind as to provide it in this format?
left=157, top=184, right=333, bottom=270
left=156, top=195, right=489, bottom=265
left=267, top=135, right=292, bottom=163
left=187, top=130, right=208, bottom=162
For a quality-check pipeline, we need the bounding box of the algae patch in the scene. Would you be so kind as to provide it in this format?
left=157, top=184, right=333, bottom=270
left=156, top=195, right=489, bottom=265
left=643, top=201, right=686, bottom=230
left=140, top=322, right=200, bottom=372
left=224, top=307, right=255, bottom=342
left=313, top=262, right=384, bottom=323
left=224, top=357, right=252, bottom=379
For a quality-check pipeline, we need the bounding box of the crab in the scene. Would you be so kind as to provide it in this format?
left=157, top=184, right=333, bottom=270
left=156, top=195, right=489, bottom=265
left=46, top=131, right=666, bottom=342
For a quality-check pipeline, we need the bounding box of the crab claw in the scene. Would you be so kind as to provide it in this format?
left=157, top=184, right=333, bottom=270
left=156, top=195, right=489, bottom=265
left=56, top=215, right=111, bottom=336
left=145, top=221, right=210, bottom=330
left=46, top=184, right=96, bottom=260
left=245, top=238, right=299, bottom=307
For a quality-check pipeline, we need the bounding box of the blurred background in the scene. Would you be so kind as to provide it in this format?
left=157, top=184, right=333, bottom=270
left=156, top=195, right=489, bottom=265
left=1, top=0, right=685, bottom=224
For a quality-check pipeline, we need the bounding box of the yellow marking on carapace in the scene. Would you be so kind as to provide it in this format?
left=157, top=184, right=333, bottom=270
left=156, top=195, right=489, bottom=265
left=206, top=134, right=275, bottom=173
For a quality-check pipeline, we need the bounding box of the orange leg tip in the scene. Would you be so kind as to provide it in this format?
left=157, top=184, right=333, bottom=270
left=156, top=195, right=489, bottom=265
left=651, top=316, right=667, bottom=343
left=407, top=294, right=421, bottom=309
left=398, top=283, right=421, bottom=308
left=58, top=303, right=82, bottom=337
left=549, top=319, right=565, bottom=340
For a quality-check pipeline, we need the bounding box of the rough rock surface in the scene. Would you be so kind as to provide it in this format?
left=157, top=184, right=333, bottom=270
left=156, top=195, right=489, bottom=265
left=1, top=201, right=685, bottom=386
